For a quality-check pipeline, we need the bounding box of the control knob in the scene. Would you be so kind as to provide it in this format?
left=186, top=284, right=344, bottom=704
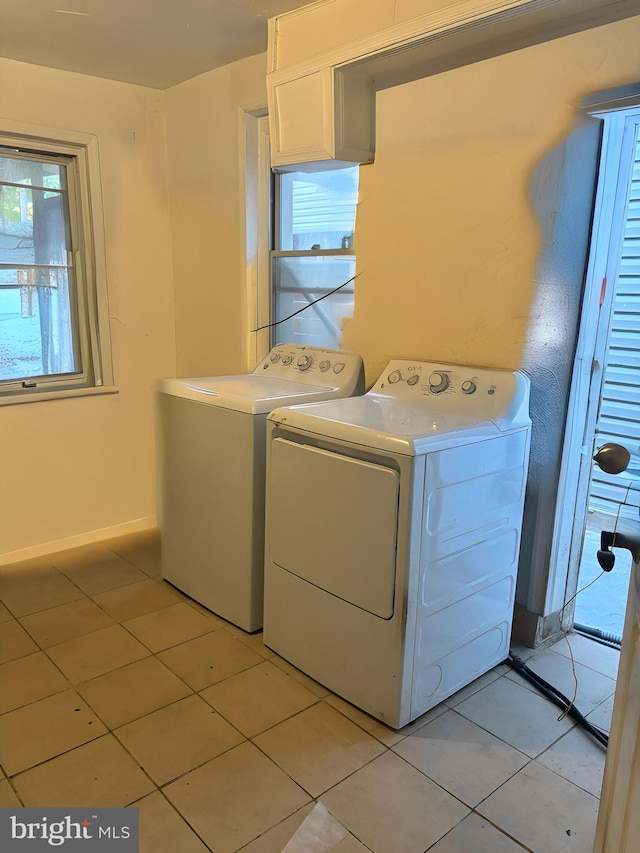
left=461, top=380, right=477, bottom=395
left=319, top=360, right=331, bottom=372
left=297, top=355, right=312, bottom=371
left=282, top=355, right=292, bottom=365
left=333, top=362, right=345, bottom=374
left=388, top=370, right=401, bottom=384
left=429, top=371, right=450, bottom=393
left=407, top=375, right=420, bottom=386
left=270, top=353, right=280, bottom=363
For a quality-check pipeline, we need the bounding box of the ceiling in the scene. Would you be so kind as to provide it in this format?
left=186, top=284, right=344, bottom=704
left=0, top=0, right=309, bottom=90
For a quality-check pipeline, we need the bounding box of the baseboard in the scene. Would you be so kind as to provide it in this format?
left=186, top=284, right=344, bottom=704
left=0, top=517, right=157, bottom=566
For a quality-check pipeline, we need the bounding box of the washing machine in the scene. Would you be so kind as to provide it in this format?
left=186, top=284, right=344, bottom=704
left=263, top=359, right=531, bottom=728
left=157, top=345, right=364, bottom=632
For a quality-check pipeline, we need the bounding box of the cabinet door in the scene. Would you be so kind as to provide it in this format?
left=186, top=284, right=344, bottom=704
left=270, top=69, right=335, bottom=167
left=268, top=67, right=375, bottom=171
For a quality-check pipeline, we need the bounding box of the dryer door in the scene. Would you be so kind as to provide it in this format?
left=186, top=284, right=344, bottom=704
left=268, top=438, right=399, bottom=618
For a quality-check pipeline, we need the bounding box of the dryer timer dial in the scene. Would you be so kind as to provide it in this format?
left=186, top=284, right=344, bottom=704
left=429, top=371, right=450, bottom=393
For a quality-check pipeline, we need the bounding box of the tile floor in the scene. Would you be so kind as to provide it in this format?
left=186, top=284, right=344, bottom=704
left=0, top=531, right=619, bottom=852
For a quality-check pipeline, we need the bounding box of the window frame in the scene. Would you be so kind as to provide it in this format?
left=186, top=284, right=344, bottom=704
left=0, top=121, right=114, bottom=405
left=270, top=166, right=358, bottom=350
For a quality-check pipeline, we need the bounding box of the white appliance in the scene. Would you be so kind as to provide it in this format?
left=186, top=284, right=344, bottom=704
left=157, top=345, right=364, bottom=632
left=263, top=359, right=531, bottom=728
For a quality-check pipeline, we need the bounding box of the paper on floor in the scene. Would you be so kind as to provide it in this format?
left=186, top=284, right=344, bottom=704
left=281, top=802, right=348, bottom=852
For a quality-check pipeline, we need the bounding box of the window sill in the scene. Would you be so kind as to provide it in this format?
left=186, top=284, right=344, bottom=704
left=0, top=385, right=119, bottom=407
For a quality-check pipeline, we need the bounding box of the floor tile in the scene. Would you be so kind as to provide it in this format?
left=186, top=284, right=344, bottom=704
left=586, top=693, right=615, bottom=734
left=0, top=779, right=22, bottom=807
left=237, top=804, right=316, bottom=853
left=393, top=708, right=529, bottom=807
left=537, top=726, right=607, bottom=797
left=200, top=660, right=319, bottom=738
left=0, top=689, right=107, bottom=775
left=427, top=813, right=528, bottom=851
left=12, top=735, right=156, bottom=807
left=222, top=625, right=276, bottom=660
left=109, top=530, right=162, bottom=578
left=0, top=601, right=13, bottom=622
left=321, top=751, right=469, bottom=853
left=323, top=695, right=404, bottom=747
left=164, top=742, right=310, bottom=853
left=477, top=761, right=599, bottom=853
left=49, top=543, right=117, bottom=569
left=509, top=642, right=538, bottom=662
left=270, top=656, right=331, bottom=698
left=393, top=703, right=449, bottom=738
left=454, top=675, right=574, bottom=757
left=77, top=656, right=192, bottom=729
left=550, top=633, right=619, bottom=680
left=506, top=646, right=616, bottom=716
left=92, top=579, right=180, bottom=621
left=135, top=791, right=210, bottom=853
left=254, top=702, right=386, bottom=797
left=329, top=837, right=372, bottom=852
left=123, top=602, right=220, bottom=652
left=0, top=563, right=84, bottom=616
left=158, top=629, right=262, bottom=691
left=270, top=803, right=366, bottom=853
left=0, top=651, right=69, bottom=714
left=263, top=813, right=370, bottom=853
left=0, top=619, right=38, bottom=663
left=46, top=624, right=149, bottom=683
left=114, top=695, right=244, bottom=785
left=18, top=597, right=114, bottom=648
left=444, top=665, right=509, bottom=708
left=54, top=550, right=148, bottom=595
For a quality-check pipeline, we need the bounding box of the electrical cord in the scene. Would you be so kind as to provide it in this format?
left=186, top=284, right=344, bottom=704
left=505, top=654, right=609, bottom=750
left=252, top=273, right=360, bottom=333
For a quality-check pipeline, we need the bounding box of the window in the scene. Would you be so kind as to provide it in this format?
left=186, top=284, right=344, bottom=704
left=0, top=127, right=112, bottom=403
left=271, top=166, right=359, bottom=348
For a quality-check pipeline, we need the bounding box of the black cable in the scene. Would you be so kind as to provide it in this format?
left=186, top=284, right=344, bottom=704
left=251, top=273, right=359, bottom=333
left=505, top=654, right=609, bottom=750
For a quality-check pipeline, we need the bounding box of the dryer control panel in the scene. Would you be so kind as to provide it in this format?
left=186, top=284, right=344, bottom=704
left=255, top=345, right=364, bottom=393
left=372, top=360, right=530, bottom=430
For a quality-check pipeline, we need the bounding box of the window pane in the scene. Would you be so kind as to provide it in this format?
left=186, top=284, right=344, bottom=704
left=0, top=154, right=65, bottom=191
left=277, top=167, right=359, bottom=250
left=1, top=153, right=76, bottom=383
left=0, top=186, right=70, bottom=266
left=272, top=255, right=355, bottom=348
left=0, top=269, right=76, bottom=380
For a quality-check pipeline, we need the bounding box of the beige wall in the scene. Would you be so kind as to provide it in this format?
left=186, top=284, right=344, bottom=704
left=343, top=18, right=640, bottom=384
left=2, top=12, right=638, bottom=565
left=164, top=53, right=267, bottom=378
left=0, top=58, right=175, bottom=559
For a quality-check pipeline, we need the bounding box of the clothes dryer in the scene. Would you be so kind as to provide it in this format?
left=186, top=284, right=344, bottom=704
left=158, top=345, right=364, bottom=632
left=263, top=360, right=531, bottom=727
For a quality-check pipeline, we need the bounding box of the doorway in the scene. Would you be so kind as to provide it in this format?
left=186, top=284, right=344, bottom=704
left=563, top=106, right=640, bottom=641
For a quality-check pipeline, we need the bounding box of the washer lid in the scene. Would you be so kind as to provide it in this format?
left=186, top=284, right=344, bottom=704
left=158, top=374, right=335, bottom=414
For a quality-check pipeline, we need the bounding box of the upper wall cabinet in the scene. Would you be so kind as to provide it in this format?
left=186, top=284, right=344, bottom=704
left=268, top=66, right=375, bottom=172
left=267, top=0, right=640, bottom=171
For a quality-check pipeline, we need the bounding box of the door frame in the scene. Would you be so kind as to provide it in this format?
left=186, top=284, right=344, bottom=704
left=547, top=105, right=640, bottom=622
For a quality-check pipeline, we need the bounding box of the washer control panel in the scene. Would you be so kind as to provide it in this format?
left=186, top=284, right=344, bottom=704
left=255, top=345, right=364, bottom=391
left=371, top=359, right=529, bottom=425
